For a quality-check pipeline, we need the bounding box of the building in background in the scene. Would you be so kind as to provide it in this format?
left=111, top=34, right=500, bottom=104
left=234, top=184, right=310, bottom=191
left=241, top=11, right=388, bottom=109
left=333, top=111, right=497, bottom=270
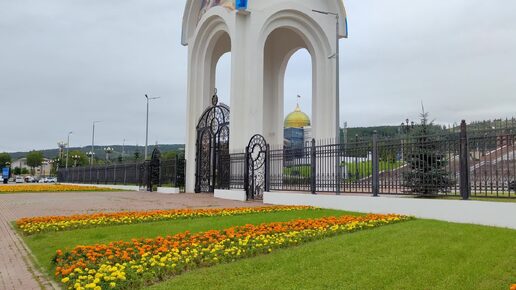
left=284, top=102, right=312, bottom=161
left=11, top=158, right=52, bottom=177
left=284, top=102, right=312, bottom=146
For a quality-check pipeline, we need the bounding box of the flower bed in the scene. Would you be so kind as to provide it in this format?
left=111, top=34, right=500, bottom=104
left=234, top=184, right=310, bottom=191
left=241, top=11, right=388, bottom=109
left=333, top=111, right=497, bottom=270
left=53, top=214, right=411, bottom=290
left=17, top=206, right=315, bottom=235
left=0, top=184, right=115, bottom=194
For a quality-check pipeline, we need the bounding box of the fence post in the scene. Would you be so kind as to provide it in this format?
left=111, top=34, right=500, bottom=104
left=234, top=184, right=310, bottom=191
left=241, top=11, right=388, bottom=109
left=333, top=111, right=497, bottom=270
left=265, top=144, right=270, bottom=192
left=311, top=139, right=317, bottom=194
left=174, top=155, right=179, bottom=187
left=147, top=161, right=152, bottom=192
left=336, top=140, right=341, bottom=195
left=355, top=134, right=360, bottom=181
left=372, top=131, right=380, bottom=197
left=244, top=146, right=250, bottom=200
left=459, top=120, right=471, bottom=200
left=157, top=160, right=162, bottom=188
left=122, top=164, right=126, bottom=185
left=136, top=163, right=139, bottom=189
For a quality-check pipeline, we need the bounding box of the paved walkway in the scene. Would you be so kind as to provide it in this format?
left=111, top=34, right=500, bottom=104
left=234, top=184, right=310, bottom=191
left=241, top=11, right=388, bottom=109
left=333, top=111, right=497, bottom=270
left=264, top=192, right=516, bottom=229
left=0, top=191, right=262, bottom=290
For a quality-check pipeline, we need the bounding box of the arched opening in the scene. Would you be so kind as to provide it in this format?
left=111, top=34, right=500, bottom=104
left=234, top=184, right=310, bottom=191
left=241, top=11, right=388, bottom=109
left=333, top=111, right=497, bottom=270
left=283, top=49, right=313, bottom=148
left=263, top=27, right=315, bottom=147
left=205, top=31, right=231, bottom=108
left=215, top=52, right=231, bottom=106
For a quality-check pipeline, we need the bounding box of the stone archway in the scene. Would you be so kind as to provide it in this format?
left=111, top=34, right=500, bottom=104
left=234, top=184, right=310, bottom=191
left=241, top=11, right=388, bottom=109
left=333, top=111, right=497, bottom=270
left=182, top=1, right=348, bottom=193
left=184, top=12, right=233, bottom=193
left=259, top=10, right=335, bottom=147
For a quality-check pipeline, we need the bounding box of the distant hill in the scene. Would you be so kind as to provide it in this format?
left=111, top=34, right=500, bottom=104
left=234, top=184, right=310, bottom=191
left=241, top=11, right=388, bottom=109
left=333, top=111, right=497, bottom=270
left=464, top=118, right=516, bottom=131
left=9, top=144, right=185, bottom=160
left=343, top=126, right=401, bottom=140
left=8, top=117, right=515, bottom=159
left=341, top=124, right=448, bottom=141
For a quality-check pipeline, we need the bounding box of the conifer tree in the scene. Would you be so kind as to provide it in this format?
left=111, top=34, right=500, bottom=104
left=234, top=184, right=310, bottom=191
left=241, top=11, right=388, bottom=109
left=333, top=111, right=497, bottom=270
left=403, top=110, right=453, bottom=195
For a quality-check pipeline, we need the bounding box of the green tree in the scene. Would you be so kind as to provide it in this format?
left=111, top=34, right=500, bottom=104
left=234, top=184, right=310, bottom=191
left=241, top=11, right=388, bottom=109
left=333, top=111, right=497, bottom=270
left=13, top=167, right=21, bottom=175
left=21, top=168, right=30, bottom=175
left=162, top=151, right=178, bottom=160
left=403, top=111, right=454, bottom=195
left=26, top=151, right=44, bottom=174
left=0, top=152, right=11, bottom=168
left=67, top=150, right=88, bottom=167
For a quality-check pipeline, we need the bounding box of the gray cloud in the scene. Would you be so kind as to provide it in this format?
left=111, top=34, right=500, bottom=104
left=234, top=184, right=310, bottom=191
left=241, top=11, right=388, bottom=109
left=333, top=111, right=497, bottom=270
left=1, top=0, right=515, bottom=152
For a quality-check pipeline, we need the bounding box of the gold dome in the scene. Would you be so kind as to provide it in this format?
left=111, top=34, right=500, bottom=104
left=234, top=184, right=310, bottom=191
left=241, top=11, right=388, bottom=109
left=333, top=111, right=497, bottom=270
left=284, top=104, right=311, bottom=128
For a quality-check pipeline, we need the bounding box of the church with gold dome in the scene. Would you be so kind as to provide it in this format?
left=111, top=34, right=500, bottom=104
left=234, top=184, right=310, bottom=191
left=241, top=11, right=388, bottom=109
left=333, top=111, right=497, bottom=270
left=284, top=97, right=312, bottom=148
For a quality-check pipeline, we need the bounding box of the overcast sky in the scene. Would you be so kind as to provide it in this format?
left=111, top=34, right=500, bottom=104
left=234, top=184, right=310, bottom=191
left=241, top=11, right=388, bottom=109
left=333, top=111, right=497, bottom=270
left=1, top=0, right=516, bottom=152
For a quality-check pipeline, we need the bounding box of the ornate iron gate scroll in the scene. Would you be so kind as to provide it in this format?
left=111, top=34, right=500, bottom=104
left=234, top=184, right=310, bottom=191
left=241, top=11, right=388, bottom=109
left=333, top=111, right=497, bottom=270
left=195, top=93, right=230, bottom=193
left=245, top=134, right=269, bottom=200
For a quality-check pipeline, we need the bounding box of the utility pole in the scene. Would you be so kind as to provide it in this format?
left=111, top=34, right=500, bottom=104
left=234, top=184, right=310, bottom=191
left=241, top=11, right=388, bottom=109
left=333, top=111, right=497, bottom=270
left=145, top=95, right=160, bottom=160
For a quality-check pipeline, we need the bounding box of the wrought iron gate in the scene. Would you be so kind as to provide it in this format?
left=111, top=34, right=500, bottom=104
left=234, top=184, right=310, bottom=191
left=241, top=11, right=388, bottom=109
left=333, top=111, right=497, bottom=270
left=245, top=134, right=269, bottom=200
left=149, top=148, right=161, bottom=191
left=195, top=94, right=230, bottom=193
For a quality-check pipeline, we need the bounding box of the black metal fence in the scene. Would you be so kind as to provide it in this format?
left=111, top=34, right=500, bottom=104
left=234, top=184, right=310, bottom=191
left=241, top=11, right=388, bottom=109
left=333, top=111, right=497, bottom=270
left=57, top=120, right=516, bottom=200
left=57, top=157, right=185, bottom=190
left=225, top=120, right=515, bottom=199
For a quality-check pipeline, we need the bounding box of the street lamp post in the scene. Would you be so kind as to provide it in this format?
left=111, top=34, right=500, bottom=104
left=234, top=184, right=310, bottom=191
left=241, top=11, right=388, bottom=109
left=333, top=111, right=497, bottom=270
left=312, top=9, right=341, bottom=194
left=91, top=121, right=102, bottom=166
left=72, top=155, right=81, bottom=167
left=65, top=131, right=73, bottom=169
left=58, top=142, right=66, bottom=160
left=145, top=95, right=160, bottom=160
left=54, top=158, right=60, bottom=175
left=400, top=119, right=416, bottom=163
left=104, top=147, right=114, bottom=163
left=312, top=9, right=340, bottom=142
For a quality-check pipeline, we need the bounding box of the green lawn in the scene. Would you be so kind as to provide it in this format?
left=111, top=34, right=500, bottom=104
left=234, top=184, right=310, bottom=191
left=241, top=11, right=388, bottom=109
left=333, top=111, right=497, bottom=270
left=345, top=160, right=404, bottom=181
left=283, top=161, right=404, bottom=180
left=149, top=220, right=515, bottom=290
left=20, top=209, right=515, bottom=290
